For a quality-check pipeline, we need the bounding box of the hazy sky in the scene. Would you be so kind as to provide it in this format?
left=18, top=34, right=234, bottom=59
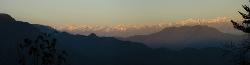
left=0, top=0, right=246, bottom=25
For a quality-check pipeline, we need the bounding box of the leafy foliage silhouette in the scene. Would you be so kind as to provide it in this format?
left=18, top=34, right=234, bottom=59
left=227, top=0, right=250, bottom=65
left=17, top=33, right=69, bottom=65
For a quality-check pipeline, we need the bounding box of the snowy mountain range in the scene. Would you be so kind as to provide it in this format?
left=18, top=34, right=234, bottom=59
left=51, top=17, right=242, bottom=37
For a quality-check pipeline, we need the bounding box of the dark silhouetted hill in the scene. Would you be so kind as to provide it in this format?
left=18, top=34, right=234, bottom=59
left=0, top=13, right=40, bottom=65
left=123, top=25, right=241, bottom=49
left=0, top=13, right=234, bottom=65
left=0, top=13, right=154, bottom=65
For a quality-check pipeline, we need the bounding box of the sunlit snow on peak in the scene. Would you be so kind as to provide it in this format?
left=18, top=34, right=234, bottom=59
left=50, top=17, right=241, bottom=37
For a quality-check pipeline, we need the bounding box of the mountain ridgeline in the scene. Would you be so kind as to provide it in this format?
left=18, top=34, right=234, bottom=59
left=123, top=25, right=241, bottom=49
left=0, top=13, right=153, bottom=65
left=0, top=13, right=41, bottom=65
left=0, top=13, right=235, bottom=65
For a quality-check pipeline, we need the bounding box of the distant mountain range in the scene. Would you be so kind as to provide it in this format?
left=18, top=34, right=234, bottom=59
left=123, top=25, right=241, bottom=49
left=52, top=17, right=241, bottom=37
left=0, top=13, right=235, bottom=65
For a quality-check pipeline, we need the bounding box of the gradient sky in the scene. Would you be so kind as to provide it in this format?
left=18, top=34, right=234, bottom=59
left=0, top=0, right=246, bottom=25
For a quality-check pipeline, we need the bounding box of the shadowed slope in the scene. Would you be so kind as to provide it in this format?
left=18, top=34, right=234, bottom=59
left=124, top=25, right=241, bottom=49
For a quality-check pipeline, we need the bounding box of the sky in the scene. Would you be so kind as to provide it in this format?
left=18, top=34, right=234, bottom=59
left=0, top=0, right=247, bottom=26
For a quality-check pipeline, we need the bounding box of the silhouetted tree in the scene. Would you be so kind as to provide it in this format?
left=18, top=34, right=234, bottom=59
left=17, top=33, right=69, bottom=65
left=229, top=0, right=250, bottom=65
